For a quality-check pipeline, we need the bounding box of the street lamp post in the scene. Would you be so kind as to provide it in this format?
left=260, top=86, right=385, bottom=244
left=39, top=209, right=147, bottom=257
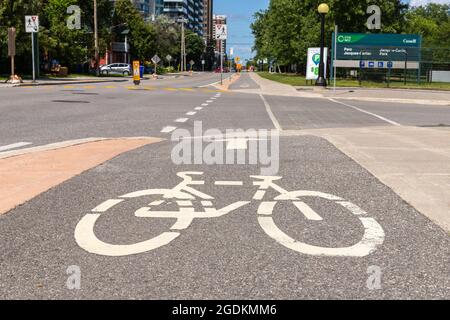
left=94, top=0, right=99, bottom=76
left=315, top=3, right=329, bottom=87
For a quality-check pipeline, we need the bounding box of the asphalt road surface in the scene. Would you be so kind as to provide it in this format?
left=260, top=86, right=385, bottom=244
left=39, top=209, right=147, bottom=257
left=0, top=72, right=448, bottom=299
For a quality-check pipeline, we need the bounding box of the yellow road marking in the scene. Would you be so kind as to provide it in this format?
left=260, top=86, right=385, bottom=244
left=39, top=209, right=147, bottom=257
left=104, top=86, right=116, bottom=89
left=179, top=88, right=194, bottom=92
left=63, top=85, right=75, bottom=89
left=163, top=87, right=177, bottom=91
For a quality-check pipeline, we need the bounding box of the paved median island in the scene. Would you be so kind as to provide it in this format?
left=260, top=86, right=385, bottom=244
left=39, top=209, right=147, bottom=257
left=0, top=137, right=163, bottom=215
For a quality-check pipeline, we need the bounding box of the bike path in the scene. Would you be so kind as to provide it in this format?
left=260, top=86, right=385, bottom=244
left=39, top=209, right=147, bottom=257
left=0, top=136, right=448, bottom=299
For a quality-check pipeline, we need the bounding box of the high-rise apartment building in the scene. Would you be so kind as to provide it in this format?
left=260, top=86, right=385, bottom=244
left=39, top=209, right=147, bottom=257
left=161, top=0, right=204, bottom=36
left=203, top=0, right=213, bottom=42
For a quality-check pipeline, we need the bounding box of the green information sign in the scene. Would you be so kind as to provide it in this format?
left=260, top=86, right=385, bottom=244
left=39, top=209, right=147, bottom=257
left=332, top=33, right=422, bottom=62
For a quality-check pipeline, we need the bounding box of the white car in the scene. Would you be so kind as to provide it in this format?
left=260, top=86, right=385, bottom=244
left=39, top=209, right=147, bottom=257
left=100, top=63, right=131, bottom=76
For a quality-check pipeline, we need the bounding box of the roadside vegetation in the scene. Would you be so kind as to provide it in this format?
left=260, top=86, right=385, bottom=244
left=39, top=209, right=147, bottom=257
left=0, top=0, right=210, bottom=76
left=258, top=72, right=450, bottom=91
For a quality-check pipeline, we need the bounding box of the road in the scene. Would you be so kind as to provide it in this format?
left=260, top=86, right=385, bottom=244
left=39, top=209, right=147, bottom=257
left=0, top=72, right=448, bottom=299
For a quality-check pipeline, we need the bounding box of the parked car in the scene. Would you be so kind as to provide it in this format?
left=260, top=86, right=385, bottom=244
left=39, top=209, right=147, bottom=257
left=100, top=63, right=131, bottom=76
left=214, top=67, right=230, bottom=73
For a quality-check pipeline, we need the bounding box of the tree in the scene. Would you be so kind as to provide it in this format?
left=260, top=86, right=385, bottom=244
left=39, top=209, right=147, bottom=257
left=251, top=0, right=408, bottom=72
left=185, top=30, right=205, bottom=66
left=112, top=0, right=156, bottom=62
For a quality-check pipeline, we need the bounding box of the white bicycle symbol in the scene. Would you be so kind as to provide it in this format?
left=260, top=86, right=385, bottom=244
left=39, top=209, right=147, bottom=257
left=75, top=172, right=385, bottom=257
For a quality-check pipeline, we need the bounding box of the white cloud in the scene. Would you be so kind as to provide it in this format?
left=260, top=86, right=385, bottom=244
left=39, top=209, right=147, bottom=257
left=409, top=0, right=450, bottom=7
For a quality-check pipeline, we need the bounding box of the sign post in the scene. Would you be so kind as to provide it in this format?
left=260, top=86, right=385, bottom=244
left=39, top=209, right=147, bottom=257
left=8, top=27, right=16, bottom=81
left=133, top=60, right=140, bottom=85
left=189, top=60, right=195, bottom=74
left=25, top=15, right=39, bottom=82
left=152, top=55, right=161, bottom=79
left=166, top=55, right=172, bottom=69
left=214, top=24, right=227, bottom=85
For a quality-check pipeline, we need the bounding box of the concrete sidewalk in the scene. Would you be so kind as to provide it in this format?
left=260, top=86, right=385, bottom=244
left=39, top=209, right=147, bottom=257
left=238, top=72, right=450, bottom=105
left=321, top=87, right=450, bottom=106
left=285, top=126, right=450, bottom=233
left=231, top=72, right=323, bottom=98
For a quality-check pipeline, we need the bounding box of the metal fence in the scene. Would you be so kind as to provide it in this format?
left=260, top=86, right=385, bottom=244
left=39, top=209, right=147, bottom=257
left=332, top=46, right=450, bottom=86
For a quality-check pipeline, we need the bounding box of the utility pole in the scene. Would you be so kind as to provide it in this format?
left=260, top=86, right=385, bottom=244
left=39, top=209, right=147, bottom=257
left=94, top=0, right=99, bottom=76
left=178, top=18, right=188, bottom=72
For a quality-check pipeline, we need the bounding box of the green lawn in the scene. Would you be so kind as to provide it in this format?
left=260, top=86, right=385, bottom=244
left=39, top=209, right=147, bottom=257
left=258, top=72, right=450, bottom=91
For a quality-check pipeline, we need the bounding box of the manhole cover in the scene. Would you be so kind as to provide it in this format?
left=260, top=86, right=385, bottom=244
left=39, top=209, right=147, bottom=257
left=52, top=100, right=90, bottom=103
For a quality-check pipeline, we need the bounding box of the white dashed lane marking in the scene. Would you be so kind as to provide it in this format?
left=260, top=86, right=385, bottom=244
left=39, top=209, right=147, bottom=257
left=175, top=118, right=189, bottom=123
left=161, top=126, right=177, bottom=133
left=186, top=111, right=197, bottom=116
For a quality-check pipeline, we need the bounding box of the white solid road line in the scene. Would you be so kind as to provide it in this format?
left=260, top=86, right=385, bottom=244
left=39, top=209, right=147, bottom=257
left=161, top=126, right=177, bottom=133
left=259, top=94, right=282, bottom=131
left=226, top=138, right=248, bottom=150
left=0, top=142, right=32, bottom=152
left=328, top=98, right=402, bottom=126
left=186, top=111, right=197, bottom=116
left=175, top=118, right=189, bottom=123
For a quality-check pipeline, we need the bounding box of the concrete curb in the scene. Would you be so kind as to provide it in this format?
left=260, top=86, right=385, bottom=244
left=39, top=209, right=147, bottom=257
left=0, top=137, right=164, bottom=159
left=18, top=79, right=129, bottom=87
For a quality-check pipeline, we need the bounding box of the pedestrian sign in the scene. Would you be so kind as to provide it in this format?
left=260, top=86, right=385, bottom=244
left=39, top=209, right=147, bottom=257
left=387, top=61, right=393, bottom=69
left=25, top=16, right=39, bottom=33
left=152, top=55, right=161, bottom=65
left=214, top=24, right=227, bottom=40
left=360, top=61, right=366, bottom=68
left=306, top=47, right=328, bottom=80
left=378, top=61, right=384, bottom=68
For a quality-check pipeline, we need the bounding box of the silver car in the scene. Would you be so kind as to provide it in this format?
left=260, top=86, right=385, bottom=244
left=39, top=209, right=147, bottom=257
left=100, top=63, right=131, bottom=76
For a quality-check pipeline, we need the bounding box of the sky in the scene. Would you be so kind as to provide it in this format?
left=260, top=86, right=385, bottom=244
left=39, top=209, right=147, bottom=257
left=213, top=0, right=450, bottom=62
left=214, top=0, right=270, bottom=62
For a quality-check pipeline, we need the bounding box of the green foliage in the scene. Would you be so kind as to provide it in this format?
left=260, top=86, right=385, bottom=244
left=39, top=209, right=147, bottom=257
left=0, top=0, right=206, bottom=75
left=185, top=30, right=205, bottom=64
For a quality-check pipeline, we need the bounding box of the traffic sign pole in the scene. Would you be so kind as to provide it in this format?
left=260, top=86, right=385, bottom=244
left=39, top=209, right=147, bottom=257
left=31, top=32, right=36, bottom=82
left=220, top=41, right=223, bottom=85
